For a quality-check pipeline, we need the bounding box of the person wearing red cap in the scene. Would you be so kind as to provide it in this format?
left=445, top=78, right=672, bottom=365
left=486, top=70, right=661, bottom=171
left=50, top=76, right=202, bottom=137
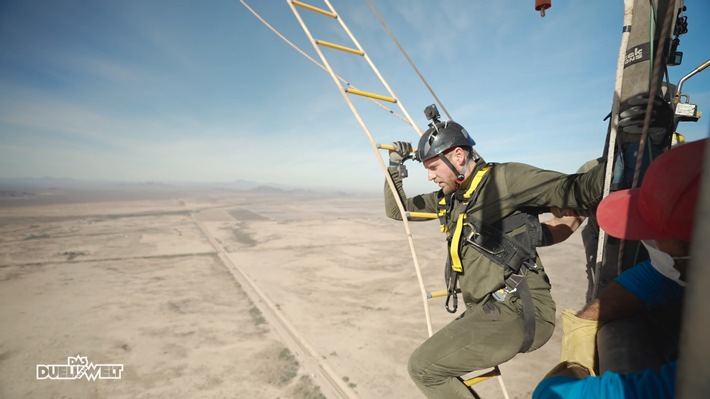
left=533, top=137, right=707, bottom=399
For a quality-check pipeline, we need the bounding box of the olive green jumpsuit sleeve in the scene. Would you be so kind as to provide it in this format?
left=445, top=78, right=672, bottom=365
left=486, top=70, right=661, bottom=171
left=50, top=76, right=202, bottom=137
left=482, top=161, right=606, bottom=214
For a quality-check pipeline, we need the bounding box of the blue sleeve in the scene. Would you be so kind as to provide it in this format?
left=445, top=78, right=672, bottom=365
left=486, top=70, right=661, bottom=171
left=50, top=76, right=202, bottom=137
left=533, top=361, right=677, bottom=399
left=533, top=375, right=624, bottom=399
left=614, top=260, right=683, bottom=310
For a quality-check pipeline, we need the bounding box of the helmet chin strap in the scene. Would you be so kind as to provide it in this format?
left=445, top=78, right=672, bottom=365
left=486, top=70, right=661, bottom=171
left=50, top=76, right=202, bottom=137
left=438, top=153, right=469, bottom=187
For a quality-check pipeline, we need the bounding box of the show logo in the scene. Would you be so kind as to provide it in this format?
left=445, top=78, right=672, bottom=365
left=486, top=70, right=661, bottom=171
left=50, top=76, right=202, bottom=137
left=36, top=355, right=123, bottom=381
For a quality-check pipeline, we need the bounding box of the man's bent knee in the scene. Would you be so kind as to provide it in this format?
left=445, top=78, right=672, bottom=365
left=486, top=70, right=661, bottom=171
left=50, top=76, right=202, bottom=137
left=408, top=346, right=447, bottom=387
left=408, top=348, right=430, bottom=385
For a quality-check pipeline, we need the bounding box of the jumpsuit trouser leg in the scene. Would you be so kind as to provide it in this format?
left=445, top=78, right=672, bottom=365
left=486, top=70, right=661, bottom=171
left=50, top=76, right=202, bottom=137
left=408, top=295, right=554, bottom=399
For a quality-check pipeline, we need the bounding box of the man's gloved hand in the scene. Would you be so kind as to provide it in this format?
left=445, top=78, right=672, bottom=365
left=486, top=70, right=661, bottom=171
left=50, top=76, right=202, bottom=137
left=388, top=141, right=413, bottom=166
left=618, top=93, right=674, bottom=145
left=558, top=309, right=600, bottom=376
left=388, top=141, right=412, bottom=179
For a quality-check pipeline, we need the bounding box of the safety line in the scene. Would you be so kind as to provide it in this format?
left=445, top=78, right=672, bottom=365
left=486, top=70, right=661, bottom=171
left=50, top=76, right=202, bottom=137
left=363, top=0, right=453, bottom=121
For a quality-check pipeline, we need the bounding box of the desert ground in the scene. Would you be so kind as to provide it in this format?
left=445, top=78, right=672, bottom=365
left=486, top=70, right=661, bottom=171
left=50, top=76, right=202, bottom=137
left=0, top=187, right=589, bottom=399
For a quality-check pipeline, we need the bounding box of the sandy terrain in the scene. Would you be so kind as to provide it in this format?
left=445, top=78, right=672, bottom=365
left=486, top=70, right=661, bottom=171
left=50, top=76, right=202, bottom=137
left=0, top=189, right=588, bottom=399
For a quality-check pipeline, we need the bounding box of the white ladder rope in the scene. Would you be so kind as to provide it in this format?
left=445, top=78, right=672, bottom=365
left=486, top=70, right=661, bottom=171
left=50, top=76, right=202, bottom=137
left=285, top=0, right=434, bottom=337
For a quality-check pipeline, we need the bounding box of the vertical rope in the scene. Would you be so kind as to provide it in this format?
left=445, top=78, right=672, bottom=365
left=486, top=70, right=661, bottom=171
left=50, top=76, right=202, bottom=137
left=364, top=0, right=453, bottom=121
left=617, top=0, right=675, bottom=275
left=630, top=1, right=674, bottom=189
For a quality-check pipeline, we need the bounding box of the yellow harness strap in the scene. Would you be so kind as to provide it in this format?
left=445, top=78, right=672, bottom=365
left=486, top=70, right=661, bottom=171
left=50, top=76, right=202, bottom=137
left=448, top=166, right=491, bottom=272
left=438, top=197, right=448, bottom=232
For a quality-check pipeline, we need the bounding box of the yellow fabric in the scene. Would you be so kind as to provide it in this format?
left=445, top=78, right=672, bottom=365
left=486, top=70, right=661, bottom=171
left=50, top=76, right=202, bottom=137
left=447, top=166, right=491, bottom=273
left=559, top=308, right=600, bottom=376
left=463, top=165, right=491, bottom=199
left=438, top=197, right=448, bottom=233
left=450, top=214, right=465, bottom=272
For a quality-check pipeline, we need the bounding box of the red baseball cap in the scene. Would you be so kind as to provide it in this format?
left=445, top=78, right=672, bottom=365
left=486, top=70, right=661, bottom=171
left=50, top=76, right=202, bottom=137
left=596, top=138, right=707, bottom=241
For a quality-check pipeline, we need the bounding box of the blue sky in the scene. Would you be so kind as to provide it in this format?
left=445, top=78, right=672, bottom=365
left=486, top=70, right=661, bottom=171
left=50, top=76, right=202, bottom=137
left=0, top=0, right=708, bottom=193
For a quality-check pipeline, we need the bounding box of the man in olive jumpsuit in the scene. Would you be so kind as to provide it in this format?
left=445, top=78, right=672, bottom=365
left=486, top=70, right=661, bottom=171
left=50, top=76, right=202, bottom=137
left=384, top=109, right=605, bottom=399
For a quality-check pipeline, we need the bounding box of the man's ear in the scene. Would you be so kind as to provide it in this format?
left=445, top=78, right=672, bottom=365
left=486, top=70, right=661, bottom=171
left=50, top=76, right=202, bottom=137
left=454, top=147, right=467, bottom=166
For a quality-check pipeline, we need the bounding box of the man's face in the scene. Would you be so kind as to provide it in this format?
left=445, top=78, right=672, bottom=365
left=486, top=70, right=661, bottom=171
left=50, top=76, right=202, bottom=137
left=423, top=151, right=459, bottom=195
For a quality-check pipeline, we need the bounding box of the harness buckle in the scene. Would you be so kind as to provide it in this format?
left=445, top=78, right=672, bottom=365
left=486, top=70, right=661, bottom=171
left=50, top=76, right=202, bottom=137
left=492, top=268, right=528, bottom=302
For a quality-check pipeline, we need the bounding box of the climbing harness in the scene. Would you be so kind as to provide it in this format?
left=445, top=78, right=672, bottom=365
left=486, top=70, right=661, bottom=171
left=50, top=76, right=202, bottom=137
left=460, top=211, right=541, bottom=353
left=439, top=163, right=542, bottom=352
left=442, top=165, right=491, bottom=313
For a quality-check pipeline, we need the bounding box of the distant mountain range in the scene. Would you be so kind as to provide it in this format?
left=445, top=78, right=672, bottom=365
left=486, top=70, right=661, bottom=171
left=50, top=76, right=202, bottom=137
left=0, top=177, right=278, bottom=191
left=0, top=177, right=361, bottom=200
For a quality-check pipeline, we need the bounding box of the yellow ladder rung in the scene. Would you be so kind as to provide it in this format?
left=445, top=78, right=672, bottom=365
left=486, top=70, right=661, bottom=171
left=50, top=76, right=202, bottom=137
left=427, top=288, right=461, bottom=299
left=377, top=143, right=418, bottom=152
left=406, top=211, right=437, bottom=220
left=464, top=367, right=502, bottom=387
left=345, top=88, right=396, bottom=103
left=291, top=0, right=337, bottom=18
left=315, top=39, right=364, bottom=55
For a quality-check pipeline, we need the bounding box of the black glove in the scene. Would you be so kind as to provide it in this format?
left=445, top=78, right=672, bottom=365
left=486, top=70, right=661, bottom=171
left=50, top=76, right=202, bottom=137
left=618, top=93, right=674, bottom=145
left=388, top=141, right=413, bottom=165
